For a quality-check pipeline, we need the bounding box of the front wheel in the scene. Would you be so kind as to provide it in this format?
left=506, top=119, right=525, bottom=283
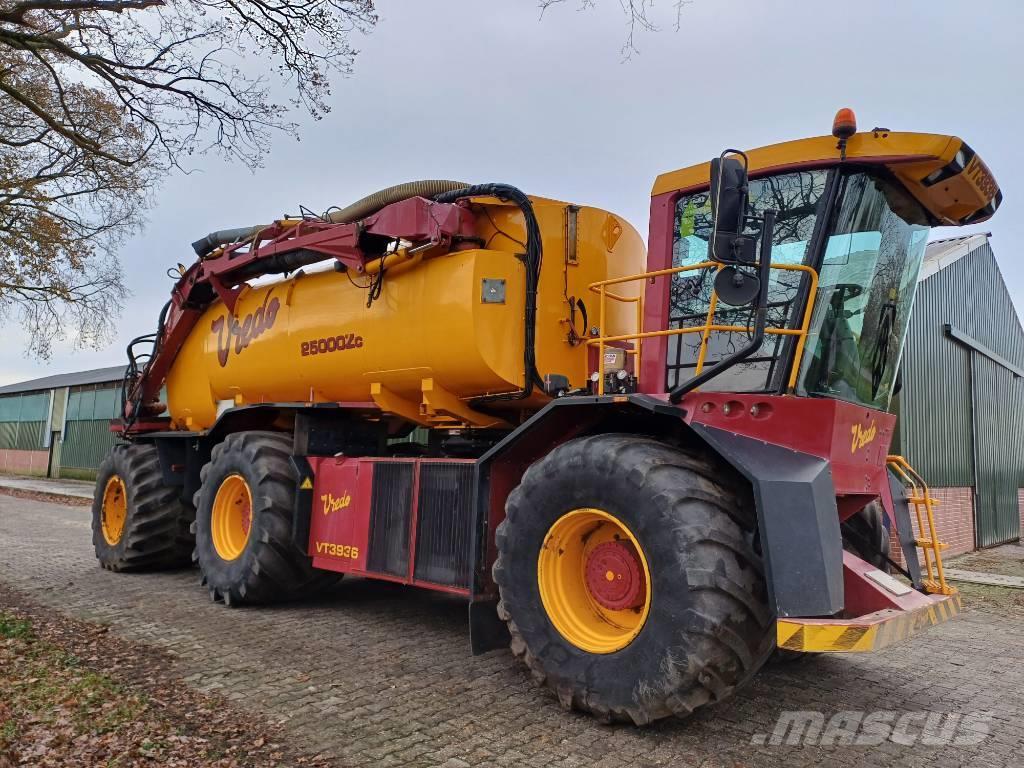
left=493, top=434, right=773, bottom=725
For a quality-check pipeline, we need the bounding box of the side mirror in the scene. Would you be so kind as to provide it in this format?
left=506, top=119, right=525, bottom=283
left=709, top=151, right=754, bottom=263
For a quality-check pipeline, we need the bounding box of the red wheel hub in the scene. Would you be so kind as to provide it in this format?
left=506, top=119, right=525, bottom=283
left=585, top=540, right=646, bottom=611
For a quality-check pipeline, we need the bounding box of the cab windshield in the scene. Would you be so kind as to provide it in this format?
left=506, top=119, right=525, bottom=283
left=668, top=168, right=930, bottom=410
left=797, top=172, right=929, bottom=408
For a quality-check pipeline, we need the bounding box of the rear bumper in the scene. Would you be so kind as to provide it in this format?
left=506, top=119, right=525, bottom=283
left=776, top=592, right=961, bottom=653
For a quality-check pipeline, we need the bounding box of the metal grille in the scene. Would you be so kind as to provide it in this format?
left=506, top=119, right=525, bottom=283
left=367, top=462, right=414, bottom=577
left=413, top=463, right=474, bottom=588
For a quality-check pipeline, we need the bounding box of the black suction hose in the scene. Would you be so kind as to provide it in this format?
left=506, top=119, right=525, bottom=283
left=434, top=184, right=544, bottom=404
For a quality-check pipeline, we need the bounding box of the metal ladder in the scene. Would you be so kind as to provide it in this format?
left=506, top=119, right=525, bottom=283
left=886, top=455, right=956, bottom=596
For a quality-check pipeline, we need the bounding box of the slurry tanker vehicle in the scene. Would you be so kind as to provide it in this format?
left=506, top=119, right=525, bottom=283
left=93, top=110, right=1000, bottom=723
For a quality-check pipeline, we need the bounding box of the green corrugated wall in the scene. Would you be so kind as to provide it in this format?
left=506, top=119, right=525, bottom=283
left=61, top=420, right=122, bottom=471
left=898, top=242, right=1024, bottom=546
left=59, top=383, right=125, bottom=473
left=0, top=391, right=50, bottom=451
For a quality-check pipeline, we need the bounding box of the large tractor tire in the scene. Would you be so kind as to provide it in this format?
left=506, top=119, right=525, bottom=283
left=493, top=434, right=773, bottom=725
left=192, top=431, right=340, bottom=606
left=92, top=443, right=194, bottom=571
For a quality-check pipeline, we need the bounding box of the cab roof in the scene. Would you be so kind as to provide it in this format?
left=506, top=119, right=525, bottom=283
left=652, top=131, right=1001, bottom=226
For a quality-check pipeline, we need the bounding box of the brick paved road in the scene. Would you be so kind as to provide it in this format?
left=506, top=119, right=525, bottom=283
left=1, top=493, right=1022, bottom=768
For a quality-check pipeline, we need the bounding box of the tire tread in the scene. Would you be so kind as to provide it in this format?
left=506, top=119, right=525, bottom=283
left=493, top=434, right=773, bottom=725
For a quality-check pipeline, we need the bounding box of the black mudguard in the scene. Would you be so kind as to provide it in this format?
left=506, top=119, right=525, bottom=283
left=688, top=423, right=844, bottom=618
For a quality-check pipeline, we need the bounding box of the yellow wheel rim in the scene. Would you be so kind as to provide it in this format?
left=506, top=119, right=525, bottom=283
left=100, top=475, right=127, bottom=546
left=537, top=508, right=651, bottom=654
left=211, top=474, right=253, bottom=561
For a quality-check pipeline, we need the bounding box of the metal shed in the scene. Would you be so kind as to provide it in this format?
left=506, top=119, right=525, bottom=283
left=897, top=233, right=1024, bottom=547
left=0, top=365, right=126, bottom=479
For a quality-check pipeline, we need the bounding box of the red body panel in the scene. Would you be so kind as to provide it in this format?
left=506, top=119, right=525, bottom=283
left=679, top=391, right=897, bottom=525
left=639, top=191, right=676, bottom=394
left=681, top=392, right=895, bottom=494
left=307, top=456, right=473, bottom=597
left=840, top=551, right=931, bottom=617
left=307, top=456, right=372, bottom=572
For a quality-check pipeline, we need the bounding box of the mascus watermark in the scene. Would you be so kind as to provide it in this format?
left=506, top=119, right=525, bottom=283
left=751, top=710, right=993, bottom=746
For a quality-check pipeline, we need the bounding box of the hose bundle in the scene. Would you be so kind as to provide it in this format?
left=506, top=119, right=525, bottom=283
left=434, top=183, right=543, bottom=404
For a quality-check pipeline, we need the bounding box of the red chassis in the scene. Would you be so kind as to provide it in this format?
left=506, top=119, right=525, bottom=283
left=300, top=389, right=918, bottom=625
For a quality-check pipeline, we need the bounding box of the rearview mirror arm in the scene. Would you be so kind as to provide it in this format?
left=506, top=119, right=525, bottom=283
left=668, top=210, right=777, bottom=404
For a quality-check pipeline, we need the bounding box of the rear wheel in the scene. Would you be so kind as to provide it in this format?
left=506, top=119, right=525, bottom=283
left=92, top=444, right=194, bottom=571
left=192, top=431, right=340, bottom=605
left=493, top=434, right=773, bottom=725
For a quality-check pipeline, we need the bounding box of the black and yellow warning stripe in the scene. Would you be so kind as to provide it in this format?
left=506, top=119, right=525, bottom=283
left=777, top=593, right=961, bottom=654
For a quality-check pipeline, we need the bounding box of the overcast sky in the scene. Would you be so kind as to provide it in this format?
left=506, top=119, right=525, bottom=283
left=2, top=0, right=1022, bottom=385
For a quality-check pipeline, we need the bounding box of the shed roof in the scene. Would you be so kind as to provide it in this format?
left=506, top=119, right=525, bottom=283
left=920, top=233, right=991, bottom=281
left=0, top=365, right=126, bottom=396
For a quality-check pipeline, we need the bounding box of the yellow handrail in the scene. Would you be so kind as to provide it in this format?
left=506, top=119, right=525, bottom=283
left=587, top=260, right=819, bottom=394
left=886, top=455, right=955, bottom=596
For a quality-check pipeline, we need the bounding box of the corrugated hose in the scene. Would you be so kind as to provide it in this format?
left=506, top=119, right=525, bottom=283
left=190, top=180, right=471, bottom=257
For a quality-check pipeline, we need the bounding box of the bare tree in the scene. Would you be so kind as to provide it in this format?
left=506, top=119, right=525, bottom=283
left=0, top=0, right=377, bottom=357
left=539, top=0, right=692, bottom=58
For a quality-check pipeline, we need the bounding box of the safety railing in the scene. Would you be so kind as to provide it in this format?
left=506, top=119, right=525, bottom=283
left=886, top=455, right=955, bottom=596
left=586, top=260, right=819, bottom=395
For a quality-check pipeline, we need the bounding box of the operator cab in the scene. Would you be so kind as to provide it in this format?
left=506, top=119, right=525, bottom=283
left=646, top=109, right=1002, bottom=411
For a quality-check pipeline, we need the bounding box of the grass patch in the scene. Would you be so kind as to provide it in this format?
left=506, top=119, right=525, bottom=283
left=0, top=613, right=31, bottom=639
left=0, top=610, right=155, bottom=763
left=948, top=550, right=1024, bottom=580
left=956, top=580, right=1024, bottom=616
left=59, top=467, right=99, bottom=481
left=0, top=612, right=146, bottom=738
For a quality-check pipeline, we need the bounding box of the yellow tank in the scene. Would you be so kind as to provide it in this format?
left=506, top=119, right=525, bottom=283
left=166, top=196, right=645, bottom=431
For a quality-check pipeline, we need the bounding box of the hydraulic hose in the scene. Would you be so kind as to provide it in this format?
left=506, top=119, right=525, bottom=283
left=434, top=183, right=544, bottom=404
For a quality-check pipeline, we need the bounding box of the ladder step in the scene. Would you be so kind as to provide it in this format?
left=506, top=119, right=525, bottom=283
left=888, top=455, right=956, bottom=597
left=921, top=579, right=957, bottom=596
